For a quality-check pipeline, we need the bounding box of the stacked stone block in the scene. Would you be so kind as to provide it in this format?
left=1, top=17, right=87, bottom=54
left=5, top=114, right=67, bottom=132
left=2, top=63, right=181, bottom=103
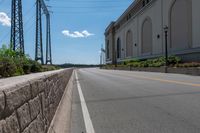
left=0, top=69, right=73, bottom=133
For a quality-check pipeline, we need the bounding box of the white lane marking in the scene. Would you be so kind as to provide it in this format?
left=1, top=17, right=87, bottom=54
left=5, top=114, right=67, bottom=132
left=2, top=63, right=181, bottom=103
left=75, top=71, right=95, bottom=133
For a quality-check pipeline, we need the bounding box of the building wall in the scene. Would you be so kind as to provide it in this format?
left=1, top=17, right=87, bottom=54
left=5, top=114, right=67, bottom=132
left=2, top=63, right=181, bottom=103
left=192, top=0, right=200, bottom=48
left=105, top=32, right=113, bottom=63
left=163, top=0, right=200, bottom=50
left=137, top=0, right=163, bottom=56
left=115, top=16, right=138, bottom=61
left=105, top=0, right=200, bottom=64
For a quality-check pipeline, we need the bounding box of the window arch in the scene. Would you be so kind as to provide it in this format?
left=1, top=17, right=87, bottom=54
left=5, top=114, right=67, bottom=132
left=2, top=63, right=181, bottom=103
left=169, top=0, right=192, bottom=51
left=117, top=38, right=121, bottom=59
left=141, top=17, right=152, bottom=54
left=126, top=30, right=133, bottom=57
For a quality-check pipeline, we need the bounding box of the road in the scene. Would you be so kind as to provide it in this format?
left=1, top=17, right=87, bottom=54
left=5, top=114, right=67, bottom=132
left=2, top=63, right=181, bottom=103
left=70, top=68, right=200, bottom=133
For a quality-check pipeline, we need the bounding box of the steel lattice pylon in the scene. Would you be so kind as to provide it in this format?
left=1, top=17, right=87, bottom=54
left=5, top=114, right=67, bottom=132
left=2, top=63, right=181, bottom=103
left=35, top=0, right=44, bottom=64
left=35, top=0, right=52, bottom=64
left=10, top=0, right=24, bottom=54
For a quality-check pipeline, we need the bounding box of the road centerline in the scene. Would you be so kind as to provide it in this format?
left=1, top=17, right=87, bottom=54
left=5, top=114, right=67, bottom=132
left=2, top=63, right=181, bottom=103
left=75, top=70, right=95, bottom=133
left=98, top=70, right=200, bottom=87
left=133, top=75, right=200, bottom=87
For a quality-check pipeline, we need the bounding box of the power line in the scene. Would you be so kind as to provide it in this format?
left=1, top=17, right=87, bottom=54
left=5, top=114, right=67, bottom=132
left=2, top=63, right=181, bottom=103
left=52, top=5, right=128, bottom=9
left=50, top=0, right=131, bottom=3
left=0, top=13, right=35, bottom=44
left=53, top=11, right=123, bottom=15
left=0, top=3, right=35, bottom=45
left=52, top=7, right=126, bottom=15
left=24, top=15, right=35, bottom=33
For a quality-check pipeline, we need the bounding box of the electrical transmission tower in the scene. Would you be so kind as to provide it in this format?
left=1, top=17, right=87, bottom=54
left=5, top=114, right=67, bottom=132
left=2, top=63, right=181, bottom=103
left=10, top=0, right=25, bottom=54
left=35, top=0, right=52, bottom=64
left=100, top=44, right=106, bottom=65
left=35, top=0, right=44, bottom=64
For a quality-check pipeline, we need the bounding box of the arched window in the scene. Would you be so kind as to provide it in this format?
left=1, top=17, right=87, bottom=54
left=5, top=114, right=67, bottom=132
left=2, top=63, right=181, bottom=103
left=126, top=30, right=133, bottom=57
left=170, top=0, right=191, bottom=51
left=142, top=17, right=152, bottom=54
left=117, top=38, right=121, bottom=59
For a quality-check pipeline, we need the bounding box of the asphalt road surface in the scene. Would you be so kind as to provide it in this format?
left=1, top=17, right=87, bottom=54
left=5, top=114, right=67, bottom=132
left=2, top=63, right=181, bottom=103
left=70, top=68, right=200, bottom=133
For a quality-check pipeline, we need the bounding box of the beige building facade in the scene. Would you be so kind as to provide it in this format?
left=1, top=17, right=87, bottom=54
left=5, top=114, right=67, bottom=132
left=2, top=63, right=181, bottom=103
left=105, top=0, right=200, bottom=64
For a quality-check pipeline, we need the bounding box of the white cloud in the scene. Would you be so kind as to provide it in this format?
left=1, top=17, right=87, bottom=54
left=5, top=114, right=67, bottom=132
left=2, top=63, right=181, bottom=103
left=82, top=30, right=94, bottom=37
left=0, top=12, right=11, bottom=27
left=62, top=29, right=94, bottom=38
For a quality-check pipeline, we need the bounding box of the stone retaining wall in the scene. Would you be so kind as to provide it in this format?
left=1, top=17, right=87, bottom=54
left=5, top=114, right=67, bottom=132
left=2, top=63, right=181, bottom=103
left=0, top=69, right=73, bottom=133
left=103, top=67, right=200, bottom=76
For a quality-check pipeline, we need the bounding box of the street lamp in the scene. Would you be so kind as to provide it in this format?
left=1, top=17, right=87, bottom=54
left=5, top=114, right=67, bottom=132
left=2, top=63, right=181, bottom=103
left=115, top=50, right=117, bottom=68
left=164, top=26, right=168, bottom=73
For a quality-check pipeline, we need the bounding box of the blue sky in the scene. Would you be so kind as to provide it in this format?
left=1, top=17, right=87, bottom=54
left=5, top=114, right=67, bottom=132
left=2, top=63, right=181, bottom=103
left=0, top=0, right=132, bottom=64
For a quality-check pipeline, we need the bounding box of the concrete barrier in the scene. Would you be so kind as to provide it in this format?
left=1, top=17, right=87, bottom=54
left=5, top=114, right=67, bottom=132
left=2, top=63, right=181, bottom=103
left=0, top=69, right=73, bottom=133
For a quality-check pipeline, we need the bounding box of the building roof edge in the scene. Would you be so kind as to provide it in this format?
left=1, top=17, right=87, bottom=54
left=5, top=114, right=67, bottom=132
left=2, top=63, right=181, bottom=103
left=114, top=0, right=140, bottom=26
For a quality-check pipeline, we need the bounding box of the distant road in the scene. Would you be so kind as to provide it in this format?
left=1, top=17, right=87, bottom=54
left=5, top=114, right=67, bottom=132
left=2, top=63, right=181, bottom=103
left=71, top=68, right=200, bottom=133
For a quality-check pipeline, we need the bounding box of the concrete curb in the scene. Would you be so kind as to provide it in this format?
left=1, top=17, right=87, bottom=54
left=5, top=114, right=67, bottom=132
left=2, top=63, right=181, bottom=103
left=47, top=70, right=75, bottom=133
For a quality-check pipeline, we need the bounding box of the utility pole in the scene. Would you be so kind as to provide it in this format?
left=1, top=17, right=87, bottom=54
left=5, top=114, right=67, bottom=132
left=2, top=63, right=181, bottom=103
left=35, top=0, right=44, bottom=64
left=10, top=0, right=24, bottom=54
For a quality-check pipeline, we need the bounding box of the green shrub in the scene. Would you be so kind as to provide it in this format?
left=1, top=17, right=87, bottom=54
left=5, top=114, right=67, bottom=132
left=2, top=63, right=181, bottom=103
left=129, top=59, right=140, bottom=63
left=0, top=44, right=55, bottom=77
left=0, top=44, right=60, bottom=78
left=0, top=57, right=17, bottom=77
left=13, top=58, right=25, bottom=75
left=123, top=61, right=128, bottom=65
left=21, top=56, right=32, bottom=74
left=175, top=62, right=200, bottom=68
left=42, top=65, right=58, bottom=72
left=111, top=56, right=182, bottom=68
left=168, top=56, right=181, bottom=64
left=0, top=45, right=17, bottom=58
left=23, top=64, right=31, bottom=74
left=30, top=60, right=42, bottom=73
left=132, top=62, right=140, bottom=67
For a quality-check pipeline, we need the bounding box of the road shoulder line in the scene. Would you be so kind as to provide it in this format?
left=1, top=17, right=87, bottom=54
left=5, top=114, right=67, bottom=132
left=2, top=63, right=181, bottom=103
left=75, top=70, right=95, bottom=133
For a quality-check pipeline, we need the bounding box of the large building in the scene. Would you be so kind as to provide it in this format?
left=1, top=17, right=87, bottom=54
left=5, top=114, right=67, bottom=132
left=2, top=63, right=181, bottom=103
left=105, top=0, right=200, bottom=64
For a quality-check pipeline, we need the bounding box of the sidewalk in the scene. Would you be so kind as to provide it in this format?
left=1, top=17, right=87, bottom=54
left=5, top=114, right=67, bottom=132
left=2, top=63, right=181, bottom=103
left=47, top=71, right=74, bottom=133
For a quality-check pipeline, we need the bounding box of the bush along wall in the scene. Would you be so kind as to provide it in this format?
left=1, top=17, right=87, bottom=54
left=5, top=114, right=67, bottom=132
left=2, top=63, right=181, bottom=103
left=104, top=56, right=200, bottom=69
left=102, top=56, right=200, bottom=76
left=125, top=56, right=182, bottom=68
left=0, top=45, right=59, bottom=78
